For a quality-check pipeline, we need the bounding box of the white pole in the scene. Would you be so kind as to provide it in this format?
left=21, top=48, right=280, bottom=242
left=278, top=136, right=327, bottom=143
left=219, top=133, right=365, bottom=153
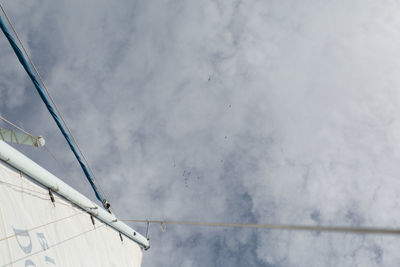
left=0, top=140, right=150, bottom=249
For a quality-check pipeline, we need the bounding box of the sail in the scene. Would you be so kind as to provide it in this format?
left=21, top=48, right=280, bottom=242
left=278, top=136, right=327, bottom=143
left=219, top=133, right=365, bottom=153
left=0, top=149, right=143, bottom=266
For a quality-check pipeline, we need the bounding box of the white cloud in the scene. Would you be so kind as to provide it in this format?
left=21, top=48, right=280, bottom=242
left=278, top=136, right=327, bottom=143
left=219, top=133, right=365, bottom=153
left=2, top=0, right=400, bottom=266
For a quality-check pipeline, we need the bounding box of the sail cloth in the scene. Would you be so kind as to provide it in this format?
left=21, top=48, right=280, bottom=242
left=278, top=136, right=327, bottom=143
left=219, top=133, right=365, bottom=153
left=0, top=161, right=142, bottom=266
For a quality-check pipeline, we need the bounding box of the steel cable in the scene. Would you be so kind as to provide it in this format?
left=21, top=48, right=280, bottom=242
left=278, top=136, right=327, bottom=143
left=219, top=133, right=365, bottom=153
left=124, top=219, right=400, bottom=236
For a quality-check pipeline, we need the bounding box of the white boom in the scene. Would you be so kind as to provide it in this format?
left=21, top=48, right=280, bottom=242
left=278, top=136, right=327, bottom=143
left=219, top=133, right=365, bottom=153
left=0, top=140, right=150, bottom=249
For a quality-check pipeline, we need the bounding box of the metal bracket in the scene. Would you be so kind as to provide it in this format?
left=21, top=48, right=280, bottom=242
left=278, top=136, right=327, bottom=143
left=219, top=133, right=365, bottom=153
left=102, top=199, right=111, bottom=213
left=160, top=222, right=166, bottom=232
left=48, top=188, right=55, bottom=206
left=90, top=215, right=95, bottom=226
left=145, top=221, right=150, bottom=239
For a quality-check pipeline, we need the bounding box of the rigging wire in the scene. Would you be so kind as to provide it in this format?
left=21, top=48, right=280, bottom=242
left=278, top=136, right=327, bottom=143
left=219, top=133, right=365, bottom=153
left=0, top=7, right=109, bottom=206
left=124, top=219, right=400, bottom=236
left=43, top=145, right=79, bottom=184
left=0, top=115, right=33, bottom=137
left=0, top=2, right=109, bottom=203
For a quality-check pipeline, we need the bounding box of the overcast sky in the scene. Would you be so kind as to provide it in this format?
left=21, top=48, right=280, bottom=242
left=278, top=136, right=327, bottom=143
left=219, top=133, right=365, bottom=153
left=2, top=0, right=400, bottom=266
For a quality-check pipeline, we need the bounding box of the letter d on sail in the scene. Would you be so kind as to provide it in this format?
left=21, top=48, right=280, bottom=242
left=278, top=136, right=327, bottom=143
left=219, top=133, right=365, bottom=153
left=13, top=228, right=32, bottom=254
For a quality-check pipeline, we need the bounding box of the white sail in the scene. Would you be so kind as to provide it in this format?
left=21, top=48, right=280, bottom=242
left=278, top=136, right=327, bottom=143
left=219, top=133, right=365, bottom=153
left=0, top=147, right=143, bottom=266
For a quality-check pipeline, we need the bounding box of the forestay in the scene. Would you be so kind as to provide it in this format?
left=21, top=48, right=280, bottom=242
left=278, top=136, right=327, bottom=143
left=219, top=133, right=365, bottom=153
left=0, top=160, right=142, bottom=266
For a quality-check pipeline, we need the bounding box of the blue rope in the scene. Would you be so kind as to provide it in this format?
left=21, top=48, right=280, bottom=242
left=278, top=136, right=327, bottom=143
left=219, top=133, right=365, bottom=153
left=0, top=15, right=104, bottom=203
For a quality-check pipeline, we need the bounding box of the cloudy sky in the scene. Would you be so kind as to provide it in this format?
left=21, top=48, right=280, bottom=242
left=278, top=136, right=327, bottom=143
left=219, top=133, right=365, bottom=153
left=2, top=0, right=400, bottom=266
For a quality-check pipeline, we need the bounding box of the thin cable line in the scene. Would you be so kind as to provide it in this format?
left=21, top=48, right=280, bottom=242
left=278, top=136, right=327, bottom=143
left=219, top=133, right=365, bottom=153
left=0, top=114, right=33, bottom=137
left=0, top=178, right=49, bottom=196
left=124, top=219, right=400, bottom=236
left=43, top=145, right=80, bottom=184
left=0, top=177, right=77, bottom=209
left=0, top=3, right=109, bottom=201
left=2, top=224, right=105, bottom=267
left=0, top=211, right=84, bottom=243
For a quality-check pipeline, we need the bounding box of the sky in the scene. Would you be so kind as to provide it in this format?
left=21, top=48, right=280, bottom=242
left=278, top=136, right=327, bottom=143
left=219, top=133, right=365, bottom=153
left=2, top=0, right=400, bottom=266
